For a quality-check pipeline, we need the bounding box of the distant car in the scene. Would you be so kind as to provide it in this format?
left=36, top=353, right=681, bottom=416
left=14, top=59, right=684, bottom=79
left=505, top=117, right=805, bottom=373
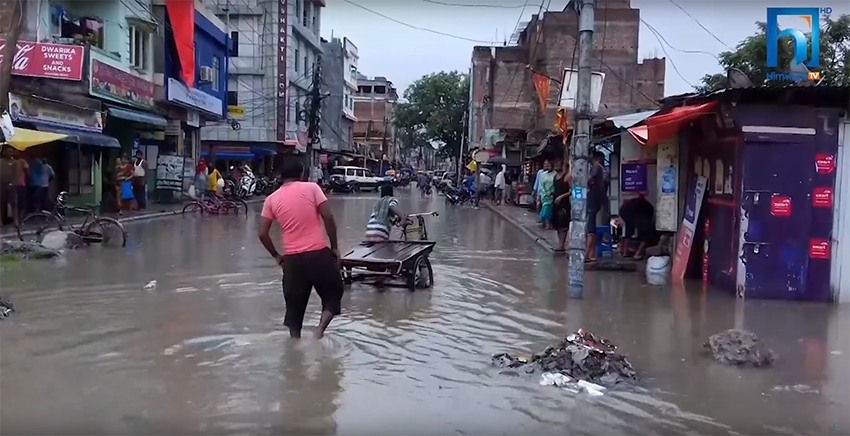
left=330, top=166, right=384, bottom=191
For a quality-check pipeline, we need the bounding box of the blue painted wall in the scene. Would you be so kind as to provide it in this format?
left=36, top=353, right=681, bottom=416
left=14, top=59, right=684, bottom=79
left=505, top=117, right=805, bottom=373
left=165, top=9, right=229, bottom=118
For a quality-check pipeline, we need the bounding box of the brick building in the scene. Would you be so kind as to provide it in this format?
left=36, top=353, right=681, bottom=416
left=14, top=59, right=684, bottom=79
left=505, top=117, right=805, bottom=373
left=469, top=0, right=665, bottom=153
left=353, top=75, right=399, bottom=162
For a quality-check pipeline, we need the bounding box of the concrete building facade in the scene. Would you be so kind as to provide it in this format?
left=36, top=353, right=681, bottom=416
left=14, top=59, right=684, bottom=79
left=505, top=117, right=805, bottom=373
left=353, top=75, right=398, bottom=162
left=319, top=37, right=358, bottom=152
left=469, top=0, right=666, bottom=151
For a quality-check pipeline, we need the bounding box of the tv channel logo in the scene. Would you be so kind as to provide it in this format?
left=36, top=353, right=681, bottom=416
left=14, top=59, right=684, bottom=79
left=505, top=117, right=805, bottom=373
left=766, top=7, right=822, bottom=68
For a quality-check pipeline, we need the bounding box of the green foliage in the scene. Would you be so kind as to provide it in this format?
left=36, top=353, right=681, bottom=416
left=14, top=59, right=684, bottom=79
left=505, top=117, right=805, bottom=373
left=696, top=14, right=850, bottom=93
left=395, top=71, right=469, bottom=157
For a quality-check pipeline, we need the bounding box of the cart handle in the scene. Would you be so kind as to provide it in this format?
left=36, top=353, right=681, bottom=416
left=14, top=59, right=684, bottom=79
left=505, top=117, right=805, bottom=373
left=407, top=211, right=439, bottom=218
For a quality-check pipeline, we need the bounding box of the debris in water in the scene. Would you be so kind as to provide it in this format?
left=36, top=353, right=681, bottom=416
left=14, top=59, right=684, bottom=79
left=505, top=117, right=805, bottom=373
left=704, top=329, right=776, bottom=367
left=539, top=372, right=572, bottom=387
left=770, top=384, right=819, bottom=394
left=492, top=328, right=638, bottom=387
left=143, top=280, right=158, bottom=290
left=0, top=239, right=61, bottom=259
left=0, top=295, right=16, bottom=320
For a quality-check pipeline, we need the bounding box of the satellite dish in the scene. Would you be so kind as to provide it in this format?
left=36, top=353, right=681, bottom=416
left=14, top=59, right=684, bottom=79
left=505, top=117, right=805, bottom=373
left=726, top=68, right=752, bottom=89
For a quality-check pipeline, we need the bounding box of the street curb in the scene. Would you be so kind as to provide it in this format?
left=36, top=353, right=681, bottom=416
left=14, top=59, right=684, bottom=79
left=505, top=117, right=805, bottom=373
left=2, top=197, right=266, bottom=239
left=483, top=203, right=556, bottom=252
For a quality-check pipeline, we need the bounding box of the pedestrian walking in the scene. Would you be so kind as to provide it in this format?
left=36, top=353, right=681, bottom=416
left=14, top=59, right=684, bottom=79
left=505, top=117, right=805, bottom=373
left=208, top=166, right=222, bottom=197
left=536, top=159, right=555, bottom=229
left=258, top=161, right=343, bottom=339
left=552, top=162, right=572, bottom=253
left=532, top=165, right=545, bottom=214
left=133, top=150, right=147, bottom=210
left=117, top=156, right=135, bottom=214
left=194, top=158, right=209, bottom=199
left=494, top=165, right=506, bottom=205
left=584, top=151, right=608, bottom=262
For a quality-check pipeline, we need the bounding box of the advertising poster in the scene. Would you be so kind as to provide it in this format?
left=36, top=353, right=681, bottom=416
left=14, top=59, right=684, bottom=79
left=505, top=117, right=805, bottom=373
left=155, top=154, right=185, bottom=191
left=671, top=175, right=708, bottom=283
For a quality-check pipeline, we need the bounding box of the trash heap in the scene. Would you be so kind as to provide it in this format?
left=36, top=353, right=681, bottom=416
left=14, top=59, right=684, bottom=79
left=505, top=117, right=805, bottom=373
left=704, top=329, right=776, bottom=367
left=492, top=329, right=638, bottom=394
left=0, top=295, right=15, bottom=320
left=1, top=239, right=61, bottom=260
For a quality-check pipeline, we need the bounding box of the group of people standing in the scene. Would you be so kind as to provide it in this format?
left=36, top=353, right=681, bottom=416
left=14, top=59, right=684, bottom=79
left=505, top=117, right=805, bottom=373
left=0, top=151, right=55, bottom=226
left=533, top=150, right=609, bottom=260
left=193, top=158, right=224, bottom=199
left=114, top=150, right=148, bottom=214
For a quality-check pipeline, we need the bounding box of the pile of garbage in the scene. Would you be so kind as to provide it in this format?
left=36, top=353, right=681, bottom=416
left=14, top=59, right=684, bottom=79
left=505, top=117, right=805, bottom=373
left=0, top=295, right=15, bottom=320
left=492, top=328, right=638, bottom=393
left=704, top=329, right=776, bottom=367
left=0, top=239, right=61, bottom=260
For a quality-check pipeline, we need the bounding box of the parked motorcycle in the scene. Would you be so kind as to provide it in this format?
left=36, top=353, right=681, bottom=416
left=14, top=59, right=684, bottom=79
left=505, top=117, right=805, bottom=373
left=445, top=186, right=474, bottom=205
left=230, top=165, right=257, bottom=198
left=255, top=176, right=280, bottom=196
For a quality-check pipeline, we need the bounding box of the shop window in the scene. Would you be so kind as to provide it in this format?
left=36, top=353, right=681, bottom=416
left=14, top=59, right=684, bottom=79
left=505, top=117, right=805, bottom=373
left=230, top=31, right=239, bottom=57
left=211, top=57, right=220, bottom=91
left=227, top=91, right=238, bottom=106
left=129, top=25, right=151, bottom=71
left=67, top=148, right=94, bottom=196
left=50, top=6, right=104, bottom=49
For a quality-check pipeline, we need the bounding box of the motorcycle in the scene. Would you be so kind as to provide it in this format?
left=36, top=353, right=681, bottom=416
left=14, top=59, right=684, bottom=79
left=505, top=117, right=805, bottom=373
left=255, top=176, right=280, bottom=196
left=445, top=186, right=474, bottom=205
left=234, top=165, right=257, bottom=198
left=329, top=177, right=360, bottom=193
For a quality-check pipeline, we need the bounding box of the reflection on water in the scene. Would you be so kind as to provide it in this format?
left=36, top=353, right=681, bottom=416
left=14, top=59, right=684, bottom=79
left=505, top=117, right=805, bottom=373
left=1, top=192, right=848, bottom=434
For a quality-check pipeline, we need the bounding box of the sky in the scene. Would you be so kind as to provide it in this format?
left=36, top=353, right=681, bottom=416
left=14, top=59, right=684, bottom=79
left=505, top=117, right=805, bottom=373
left=322, top=0, right=849, bottom=98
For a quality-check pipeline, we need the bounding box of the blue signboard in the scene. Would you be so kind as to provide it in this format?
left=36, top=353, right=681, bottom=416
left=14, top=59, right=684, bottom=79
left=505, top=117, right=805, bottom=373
left=621, top=162, right=647, bottom=192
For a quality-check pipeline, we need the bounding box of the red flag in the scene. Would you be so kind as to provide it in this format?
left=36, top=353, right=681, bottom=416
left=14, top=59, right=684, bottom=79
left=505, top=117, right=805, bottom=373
left=166, top=0, right=195, bottom=87
left=532, top=71, right=550, bottom=114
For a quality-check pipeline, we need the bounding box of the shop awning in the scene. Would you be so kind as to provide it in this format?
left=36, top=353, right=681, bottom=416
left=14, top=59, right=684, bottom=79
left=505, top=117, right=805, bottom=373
left=607, top=110, right=658, bottom=129
left=201, top=151, right=254, bottom=160
left=250, top=146, right=276, bottom=157
left=628, top=101, right=717, bottom=146
left=1, top=128, right=68, bottom=151
left=107, top=107, right=168, bottom=127
left=31, top=123, right=121, bottom=148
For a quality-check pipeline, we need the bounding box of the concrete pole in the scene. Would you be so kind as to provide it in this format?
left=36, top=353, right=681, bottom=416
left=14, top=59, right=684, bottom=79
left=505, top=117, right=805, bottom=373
left=567, top=0, right=595, bottom=294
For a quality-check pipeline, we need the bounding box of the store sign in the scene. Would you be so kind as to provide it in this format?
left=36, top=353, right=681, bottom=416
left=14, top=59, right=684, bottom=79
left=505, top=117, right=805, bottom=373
left=186, top=110, right=200, bottom=128
left=770, top=196, right=792, bottom=217
left=812, top=187, right=833, bottom=208
left=227, top=105, right=245, bottom=118
left=276, top=0, right=288, bottom=143
left=621, top=162, right=647, bottom=192
left=671, top=175, right=707, bottom=283
left=166, top=77, right=223, bottom=117
left=809, top=238, right=830, bottom=260
left=0, top=39, right=84, bottom=81
left=8, top=93, right=102, bottom=132
left=815, top=153, right=835, bottom=174
left=90, top=58, right=155, bottom=110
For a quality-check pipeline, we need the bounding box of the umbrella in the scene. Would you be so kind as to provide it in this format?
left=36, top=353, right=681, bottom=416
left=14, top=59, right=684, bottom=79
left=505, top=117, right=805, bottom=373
left=488, top=156, right=509, bottom=166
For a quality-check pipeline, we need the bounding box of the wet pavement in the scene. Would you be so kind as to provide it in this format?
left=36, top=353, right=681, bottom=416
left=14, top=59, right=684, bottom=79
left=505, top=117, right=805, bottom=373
left=1, top=189, right=848, bottom=434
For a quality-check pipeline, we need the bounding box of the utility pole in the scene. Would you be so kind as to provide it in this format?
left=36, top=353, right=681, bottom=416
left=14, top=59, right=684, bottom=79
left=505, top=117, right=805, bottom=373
left=458, top=111, right=467, bottom=179
left=0, top=0, right=26, bottom=133
left=306, top=55, right=323, bottom=178
left=567, top=0, right=595, bottom=294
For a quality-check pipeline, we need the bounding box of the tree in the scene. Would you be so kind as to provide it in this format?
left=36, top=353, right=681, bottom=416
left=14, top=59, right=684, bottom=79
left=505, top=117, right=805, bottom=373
left=395, top=71, right=469, bottom=159
left=696, top=14, right=850, bottom=93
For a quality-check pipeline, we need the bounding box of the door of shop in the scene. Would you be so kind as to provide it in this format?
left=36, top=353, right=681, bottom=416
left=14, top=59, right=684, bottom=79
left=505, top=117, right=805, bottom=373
left=738, top=140, right=813, bottom=300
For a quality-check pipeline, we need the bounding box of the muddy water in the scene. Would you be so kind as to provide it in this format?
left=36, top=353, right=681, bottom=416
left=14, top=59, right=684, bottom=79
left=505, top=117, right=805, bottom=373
left=1, top=192, right=848, bottom=434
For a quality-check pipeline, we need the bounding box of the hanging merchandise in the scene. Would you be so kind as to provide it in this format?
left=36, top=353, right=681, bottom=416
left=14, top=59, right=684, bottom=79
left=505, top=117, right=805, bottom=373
left=554, top=107, right=568, bottom=134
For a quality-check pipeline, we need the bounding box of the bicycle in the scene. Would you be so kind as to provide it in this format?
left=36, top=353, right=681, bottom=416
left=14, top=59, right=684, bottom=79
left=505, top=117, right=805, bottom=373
left=398, top=211, right=439, bottom=241
left=17, top=192, right=128, bottom=247
left=182, top=194, right=240, bottom=215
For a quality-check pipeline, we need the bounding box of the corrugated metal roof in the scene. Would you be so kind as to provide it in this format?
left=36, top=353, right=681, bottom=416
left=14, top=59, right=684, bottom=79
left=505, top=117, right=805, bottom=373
left=662, top=84, right=848, bottom=104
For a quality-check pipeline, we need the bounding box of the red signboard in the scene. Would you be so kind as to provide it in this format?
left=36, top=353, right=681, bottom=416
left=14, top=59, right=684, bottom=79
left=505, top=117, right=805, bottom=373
left=815, top=154, right=835, bottom=174
left=90, top=59, right=155, bottom=110
left=809, top=238, right=830, bottom=260
left=0, top=39, right=84, bottom=81
left=276, top=0, right=288, bottom=143
left=812, top=187, right=833, bottom=208
left=770, top=196, right=792, bottom=217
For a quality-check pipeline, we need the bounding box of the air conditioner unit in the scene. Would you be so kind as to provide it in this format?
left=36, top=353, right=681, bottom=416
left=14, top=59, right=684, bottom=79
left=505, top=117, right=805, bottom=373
left=199, top=66, right=214, bottom=83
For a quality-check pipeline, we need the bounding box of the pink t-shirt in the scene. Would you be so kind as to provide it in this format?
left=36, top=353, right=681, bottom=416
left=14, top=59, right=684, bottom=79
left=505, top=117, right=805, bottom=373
left=261, top=181, right=329, bottom=255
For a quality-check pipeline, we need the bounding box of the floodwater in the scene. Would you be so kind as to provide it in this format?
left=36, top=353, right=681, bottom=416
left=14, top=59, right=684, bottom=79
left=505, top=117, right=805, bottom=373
left=1, top=191, right=848, bottom=435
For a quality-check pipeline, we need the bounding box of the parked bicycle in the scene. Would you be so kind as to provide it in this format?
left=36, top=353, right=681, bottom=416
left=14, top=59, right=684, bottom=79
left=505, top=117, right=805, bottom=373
left=182, top=194, right=241, bottom=216
left=17, top=192, right=128, bottom=247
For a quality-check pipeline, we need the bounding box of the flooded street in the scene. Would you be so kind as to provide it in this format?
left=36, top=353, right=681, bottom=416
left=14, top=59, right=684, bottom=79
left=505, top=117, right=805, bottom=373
left=1, top=191, right=848, bottom=435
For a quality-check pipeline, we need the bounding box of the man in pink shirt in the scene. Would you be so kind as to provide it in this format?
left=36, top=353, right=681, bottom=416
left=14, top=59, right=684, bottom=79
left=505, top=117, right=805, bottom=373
left=258, top=161, right=343, bottom=339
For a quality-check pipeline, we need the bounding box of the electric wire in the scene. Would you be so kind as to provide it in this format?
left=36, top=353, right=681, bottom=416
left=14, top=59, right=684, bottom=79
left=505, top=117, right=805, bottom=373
left=667, top=0, right=733, bottom=50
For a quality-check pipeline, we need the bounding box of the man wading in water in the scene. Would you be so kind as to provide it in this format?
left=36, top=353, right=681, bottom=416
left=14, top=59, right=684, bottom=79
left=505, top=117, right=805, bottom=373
left=258, top=161, right=344, bottom=339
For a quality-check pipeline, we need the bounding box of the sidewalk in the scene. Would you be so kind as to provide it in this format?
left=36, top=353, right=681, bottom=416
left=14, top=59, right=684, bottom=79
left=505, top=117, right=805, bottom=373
left=1, top=196, right=265, bottom=239
left=483, top=202, right=558, bottom=252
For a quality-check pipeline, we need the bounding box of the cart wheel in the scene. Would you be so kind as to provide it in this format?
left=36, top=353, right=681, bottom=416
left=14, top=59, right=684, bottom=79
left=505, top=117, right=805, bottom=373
left=408, top=256, right=434, bottom=291
left=342, top=267, right=352, bottom=285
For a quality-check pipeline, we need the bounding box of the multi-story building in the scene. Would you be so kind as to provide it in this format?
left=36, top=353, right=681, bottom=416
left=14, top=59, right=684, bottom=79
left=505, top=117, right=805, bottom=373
left=202, top=0, right=324, bottom=163
left=469, top=0, right=666, bottom=154
left=320, top=36, right=358, bottom=152
left=352, top=75, right=398, bottom=165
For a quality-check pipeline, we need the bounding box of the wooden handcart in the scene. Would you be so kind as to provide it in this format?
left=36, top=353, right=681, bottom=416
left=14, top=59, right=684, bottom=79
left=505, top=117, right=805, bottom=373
left=340, top=240, right=436, bottom=291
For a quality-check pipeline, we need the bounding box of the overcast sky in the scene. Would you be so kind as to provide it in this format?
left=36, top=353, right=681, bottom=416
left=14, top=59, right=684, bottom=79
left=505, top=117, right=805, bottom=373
left=322, top=0, right=849, bottom=98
